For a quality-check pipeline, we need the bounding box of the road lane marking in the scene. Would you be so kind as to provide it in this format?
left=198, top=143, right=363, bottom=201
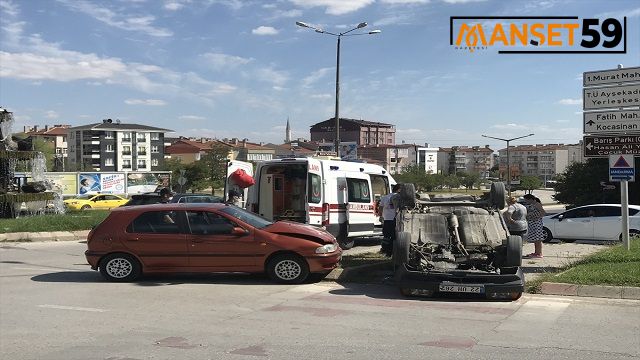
left=38, top=304, right=107, bottom=312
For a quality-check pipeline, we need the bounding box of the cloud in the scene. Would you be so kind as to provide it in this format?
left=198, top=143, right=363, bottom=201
left=442, top=0, right=486, bottom=3
left=598, top=7, right=640, bottom=19
left=252, top=26, right=279, bottom=36
left=179, top=115, right=206, bottom=121
left=45, top=110, right=59, bottom=119
left=56, top=0, right=173, bottom=37
left=289, top=0, right=374, bottom=15
left=267, top=8, right=303, bottom=20
left=254, top=67, right=289, bottom=86
left=164, top=2, right=186, bottom=11
left=381, top=0, right=429, bottom=4
left=310, top=93, right=332, bottom=99
left=490, top=123, right=530, bottom=130
left=200, top=52, right=253, bottom=71
left=302, top=67, right=333, bottom=87
left=125, top=99, right=167, bottom=106
left=557, top=98, right=582, bottom=105
left=204, top=82, right=237, bottom=95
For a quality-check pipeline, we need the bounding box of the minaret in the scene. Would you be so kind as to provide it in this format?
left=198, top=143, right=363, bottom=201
left=285, top=117, right=292, bottom=143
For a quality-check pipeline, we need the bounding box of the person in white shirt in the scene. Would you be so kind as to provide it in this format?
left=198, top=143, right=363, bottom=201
left=379, top=184, right=401, bottom=256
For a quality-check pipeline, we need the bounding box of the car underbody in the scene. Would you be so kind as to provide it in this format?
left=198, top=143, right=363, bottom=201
left=393, top=183, right=525, bottom=300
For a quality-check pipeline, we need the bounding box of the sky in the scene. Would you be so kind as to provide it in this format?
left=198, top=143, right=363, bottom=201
left=1, top=0, right=639, bottom=150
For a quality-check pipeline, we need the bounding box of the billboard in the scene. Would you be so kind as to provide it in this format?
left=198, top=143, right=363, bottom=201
left=101, top=173, right=126, bottom=194
left=78, top=173, right=101, bottom=194
left=45, top=173, right=77, bottom=195
left=127, top=172, right=171, bottom=194
left=339, top=142, right=358, bottom=161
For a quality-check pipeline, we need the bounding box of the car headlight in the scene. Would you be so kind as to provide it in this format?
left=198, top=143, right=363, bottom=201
left=315, top=244, right=338, bottom=254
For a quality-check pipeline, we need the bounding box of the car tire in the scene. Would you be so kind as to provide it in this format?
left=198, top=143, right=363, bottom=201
left=543, top=227, right=553, bottom=243
left=337, top=222, right=354, bottom=249
left=267, top=254, right=309, bottom=284
left=503, top=235, right=522, bottom=268
left=490, top=182, right=506, bottom=210
left=81, top=205, right=91, bottom=210
left=620, top=229, right=640, bottom=241
left=393, top=231, right=411, bottom=271
left=99, top=253, right=141, bottom=282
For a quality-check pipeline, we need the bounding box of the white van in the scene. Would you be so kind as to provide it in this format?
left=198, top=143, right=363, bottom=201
left=228, top=158, right=396, bottom=249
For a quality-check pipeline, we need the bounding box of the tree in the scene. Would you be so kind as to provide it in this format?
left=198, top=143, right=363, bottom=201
left=444, top=174, right=460, bottom=189
left=519, top=175, right=543, bottom=194
left=554, top=158, right=640, bottom=207
left=161, top=158, right=188, bottom=191
left=459, top=172, right=481, bottom=191
left=201, top=144, right=232, bottom=190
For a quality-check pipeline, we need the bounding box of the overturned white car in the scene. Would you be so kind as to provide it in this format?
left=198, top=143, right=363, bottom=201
left=393, top=183, right=525, bottom=301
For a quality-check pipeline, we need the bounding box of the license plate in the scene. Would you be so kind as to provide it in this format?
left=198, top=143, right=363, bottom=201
left=438, top=284, right=484, bottom=293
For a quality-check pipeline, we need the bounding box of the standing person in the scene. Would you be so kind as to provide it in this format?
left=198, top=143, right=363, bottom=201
left=379, top=184, right=401, bottom=257
left=503, top=196, right=528, bottom=239
left=227, top=189, right=242, bottom=207
left=523, top=194, right=546, bottom=258
left=159, top=187, right=173, bottom=203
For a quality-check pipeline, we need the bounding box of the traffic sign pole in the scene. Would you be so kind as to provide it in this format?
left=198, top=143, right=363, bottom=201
left=621, top=180, right=630, bottom=251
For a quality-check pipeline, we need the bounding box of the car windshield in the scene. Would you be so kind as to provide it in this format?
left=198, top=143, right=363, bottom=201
left=220, top=206, right=273, bottom=229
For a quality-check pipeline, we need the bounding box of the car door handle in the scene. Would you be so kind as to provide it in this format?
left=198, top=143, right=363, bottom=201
left=127, top=237, right=139, bottom=241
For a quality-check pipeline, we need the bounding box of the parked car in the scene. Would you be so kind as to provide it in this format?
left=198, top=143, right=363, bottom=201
left=63, top=194, right=128, bottom=211
left=122, top=193, right=222, bottom=207
left=170, top=193, right=222, bottom=204
left=542, top=204, right=640, bottom=242
left=85, top=203, right=341, bottom=283
left=123, top=192, right=162, bottom=206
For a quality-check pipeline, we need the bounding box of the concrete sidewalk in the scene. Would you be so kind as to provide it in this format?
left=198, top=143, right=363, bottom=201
left=0, top=230, right=89, bottom=242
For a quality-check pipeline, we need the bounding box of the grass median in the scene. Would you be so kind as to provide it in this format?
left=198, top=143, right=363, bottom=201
left=528, top=238, right=640, bottom=292
left=0, top=210, right=110, bottom=233
left=336, top=251, right=392, bottom=283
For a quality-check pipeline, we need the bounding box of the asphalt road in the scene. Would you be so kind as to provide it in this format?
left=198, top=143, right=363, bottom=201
left=1, top=241, right=639, bottom=360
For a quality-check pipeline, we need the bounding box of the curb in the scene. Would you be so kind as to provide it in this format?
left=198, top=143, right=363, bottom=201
left=0, top=230, right=89, bottom=242
left=539, top=282, right=640, bottom=300
left=324, top=261, right=391, bottom=282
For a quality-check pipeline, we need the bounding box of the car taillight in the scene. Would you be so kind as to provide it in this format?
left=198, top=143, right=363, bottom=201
left=322, top=203, right=330, bottom=226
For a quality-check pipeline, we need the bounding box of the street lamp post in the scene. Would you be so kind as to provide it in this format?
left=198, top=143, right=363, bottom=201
left=296, top=21, right=381, bottom=158
left=481, top=133, right=534, bottom=197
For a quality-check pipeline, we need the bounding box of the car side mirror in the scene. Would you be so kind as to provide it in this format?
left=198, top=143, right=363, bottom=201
left=558, top=214, right=564, bottom=221
left=231, top=227, right=248, bottom=236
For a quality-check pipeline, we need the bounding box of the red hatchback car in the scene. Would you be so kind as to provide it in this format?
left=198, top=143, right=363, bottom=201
left=85, top=203, right=341, bottom=284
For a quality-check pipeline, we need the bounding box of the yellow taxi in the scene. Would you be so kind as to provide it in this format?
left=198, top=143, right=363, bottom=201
left=64, top=194, right=128, bottom=211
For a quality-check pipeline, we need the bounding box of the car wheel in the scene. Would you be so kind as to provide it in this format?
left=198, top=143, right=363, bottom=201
left=543, top=227, right=553, bottom=243
left=99, top=253, right=141, bottom=282
left=620, top=229, right=640, bottom=241
left=489, top=182, right=506, bottom=210
left=393, top=231, right=411, bottom=271
left=337, top=222, right=354, bottom=249
left=81, top=205, right=91, bottom=210
left=267, top=254, right=309, bottom=284
left=503, top=235, right=522, bottom=268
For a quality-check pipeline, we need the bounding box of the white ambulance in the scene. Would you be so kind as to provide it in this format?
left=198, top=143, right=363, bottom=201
left=227, top=158, right=396, bottom=249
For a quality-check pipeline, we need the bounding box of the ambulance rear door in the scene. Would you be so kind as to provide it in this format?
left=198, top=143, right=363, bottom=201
left=306, top=158, right=323, bottom=226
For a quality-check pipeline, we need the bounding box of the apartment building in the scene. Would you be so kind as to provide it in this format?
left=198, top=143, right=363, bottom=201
left=497, top=144, right=569, bottom=183
left=358, top=144, right=416, bottom=174
left=25, top=124, right=71, bottom=171
left=67, top=119, right=171, bottom=171
left=310, top=118, right=396, bottom=146
left=437, top=145, right=494, bottom=176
